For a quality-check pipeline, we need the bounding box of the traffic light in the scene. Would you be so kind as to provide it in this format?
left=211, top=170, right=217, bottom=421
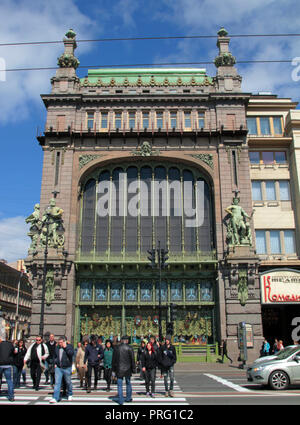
left=170, top=303, right=177, bottom=323
left=166, top=322, right=174, bottom=336
left=160, top=249, right=169, bottom=269
left=147, top=248, right=156, bottom=269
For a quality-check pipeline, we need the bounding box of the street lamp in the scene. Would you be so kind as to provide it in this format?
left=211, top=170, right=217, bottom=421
left=39, top=208, right=64, bottom=338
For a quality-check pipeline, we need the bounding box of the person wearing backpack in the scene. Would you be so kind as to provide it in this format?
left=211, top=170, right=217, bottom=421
left=24, top=336, right=49, bottom=391
left=157, top=335, right=177, bottom=397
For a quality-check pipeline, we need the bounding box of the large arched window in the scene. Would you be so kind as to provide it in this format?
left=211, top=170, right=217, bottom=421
left=79, top=162, right=213, bottom=256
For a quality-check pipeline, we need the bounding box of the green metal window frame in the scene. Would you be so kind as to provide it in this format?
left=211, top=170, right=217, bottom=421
left=77, top=161, right=215, bottom=262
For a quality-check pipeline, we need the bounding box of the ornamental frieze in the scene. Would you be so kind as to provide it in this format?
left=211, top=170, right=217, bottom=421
left=189, top=153, right=214, bottom=169
left=79, top=154, right=101, bottom=169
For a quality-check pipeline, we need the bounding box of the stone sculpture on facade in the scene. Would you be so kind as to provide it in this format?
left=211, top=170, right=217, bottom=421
left=40, top=199, right=65, bottom=248
left=25, top=204, right=41, bottom=251
left=224, top=195, right=254, bottom=246
left=26, top=199, right=65, bottom=251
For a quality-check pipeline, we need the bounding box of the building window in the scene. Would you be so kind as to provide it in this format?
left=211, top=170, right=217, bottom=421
left=247, top=117, right=258, bottom=135
left=156, top=282, right=168, bottom=302
left=200, top=282, right=213, bottom=301
left=87, top=112, right=94, bottom=130
left=246, top=116, right=283, bottom=136
left=249, top=151, right=260, bottom=164
left=95, top=282, right=107, bottom=301
left=251, top=181, right=262, bottom=200
left=249, top=151, right=287, bottom=164
left=197, top=112, right=205, bottom=129
left=115, top=112, right=122, bottom=130
left=274, top=151, right=287, bottom=163
left=125, top=282, right=137, bottom=301
left=184, top=111, right=191, bottom=129
left=171, top=282, right=183, bottom=301
left=270, top=230, right=281, bottom=254
left=273, top=116, right=283, bottom=134
left=156, top=111, right=163, bottom=129
left=140, top=282, right=152, bottom=301
left=185, top=282, right=198, bottom=301
left=279, top=181, right=291, bottom=201
left=255, top=230, right=267, bottom=254
left=128, top=111, right=136, bottom=129
left=142, top=111, right=149, bottom=129
left=80, top=282, right=92, bottom=301
left=260, top=117, right=271, bottom=135
left=170, top=111, right=177, bottom=129
left=110, top=282, right=122, bottom=301
left=284, top=230, right=296, bottom=254
left=100, top=112, right=108, bottom=129
left=265, top=181, right=276, bottom=200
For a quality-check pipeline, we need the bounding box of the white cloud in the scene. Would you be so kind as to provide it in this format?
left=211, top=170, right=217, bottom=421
left=0, top=0, right=97, bottom=124
left=154, top=0, right=300, bottom=102
left=0, top=216, right=30, bottom=263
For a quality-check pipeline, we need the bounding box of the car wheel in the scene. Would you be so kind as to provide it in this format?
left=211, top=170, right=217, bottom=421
left=269, top=370, right=289, bottom=390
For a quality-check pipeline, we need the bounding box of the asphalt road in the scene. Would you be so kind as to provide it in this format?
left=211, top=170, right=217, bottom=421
left=175, top=364, right=300, bottom=405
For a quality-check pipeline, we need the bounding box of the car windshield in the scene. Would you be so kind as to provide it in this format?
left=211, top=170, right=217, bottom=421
left=275, top=346, right=300, bottom=360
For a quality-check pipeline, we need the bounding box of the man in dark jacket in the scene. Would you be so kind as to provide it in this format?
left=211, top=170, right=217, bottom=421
left=158, top=335, right=177, bottom=397
left=83, top=334, right=104, bottom=392
left=45, top=333, right=57, bottom=386
left=0, top=337, right=15, bottom=401
left=112, top=335, right=135, bottom=405
left=49, top=336, right=74, bottom=403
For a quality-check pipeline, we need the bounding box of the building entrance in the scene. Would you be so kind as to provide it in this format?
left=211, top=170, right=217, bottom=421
left=262, top=305, right=300, bottom=348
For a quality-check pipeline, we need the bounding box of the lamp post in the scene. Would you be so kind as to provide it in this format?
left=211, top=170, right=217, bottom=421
left=158, top=240, right=162, bottom=342
left=14, top=269, right=24, bottom=340
left=39, top=209, right=51, bottom=338
left=39, top=208, right=64, bottom=338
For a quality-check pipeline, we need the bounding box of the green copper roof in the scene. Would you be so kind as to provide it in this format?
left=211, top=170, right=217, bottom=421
left=80, top=67, right=213, bottom=87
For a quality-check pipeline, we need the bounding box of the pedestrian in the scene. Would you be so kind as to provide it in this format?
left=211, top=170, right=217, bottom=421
left=103, top=339, right=114, bottom=391
left=112, top=335, right=135, bottom=405
left=84, top=334, right=104, bottom=393
left=13, top=339, right=27, bottom=388
left=49, top=336, right=74, bottom=403
left=149, top=335, right=160, bottom=353
left=273, top=338, right=279, bottom=354
left=0, top=336, right=15, bottom=401
left=158, top=335, right=177, bottom=397
left=141, top=341, right=158, bottom=398
left=97, top=336, right=104, bottom=381
left=278, top=340, right=284, bottom=351
left=45, top=333, right=57, bottom=387
left=136, top=340, right=146, bottom=380
left=221, top=339, right=233, bottom=364
left=24, top=335, right=49, bottom=391
left=76, top=340, right=88, bottom=388
left=261, top=338, right=270, bottom=357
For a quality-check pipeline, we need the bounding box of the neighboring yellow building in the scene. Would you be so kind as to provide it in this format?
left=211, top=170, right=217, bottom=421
left=247, top=94, right=300, bottom=343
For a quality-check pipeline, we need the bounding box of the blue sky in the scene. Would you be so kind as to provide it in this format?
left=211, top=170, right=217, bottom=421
left=1, top=0, right=300, bottom=262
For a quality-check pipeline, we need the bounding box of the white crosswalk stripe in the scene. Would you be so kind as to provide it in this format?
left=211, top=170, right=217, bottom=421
left=0, top=374, right=188, bottom=405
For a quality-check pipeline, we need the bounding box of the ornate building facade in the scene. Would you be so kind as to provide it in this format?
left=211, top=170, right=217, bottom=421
left=24, top=28, right=300, bottom=361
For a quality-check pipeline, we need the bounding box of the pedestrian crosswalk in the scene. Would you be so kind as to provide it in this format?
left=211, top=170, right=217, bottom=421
left=0, top=374, right=189, bottom=405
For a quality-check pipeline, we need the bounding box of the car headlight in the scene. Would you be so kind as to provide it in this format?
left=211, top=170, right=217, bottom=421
left=253, top=366, right=264, bottom=372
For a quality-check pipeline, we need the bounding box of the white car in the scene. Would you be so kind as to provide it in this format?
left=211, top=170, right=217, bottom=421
left=247, top=345, right=300, bottom=390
